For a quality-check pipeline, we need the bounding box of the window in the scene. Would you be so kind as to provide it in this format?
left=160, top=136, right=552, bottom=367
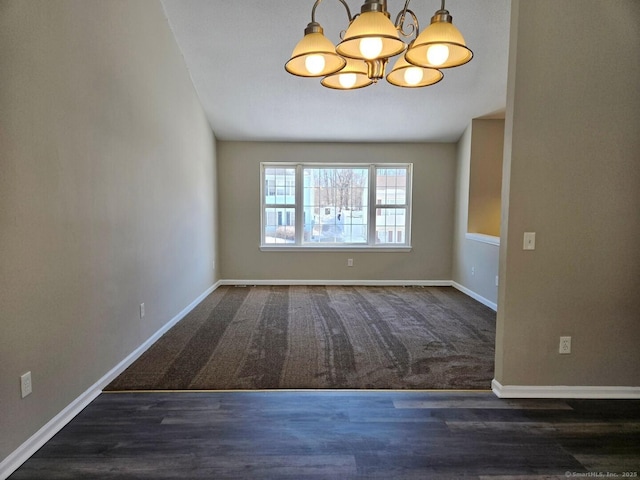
left=263, top=166, right=296, bottom=244
left=261, top=163, right=412, bottom=249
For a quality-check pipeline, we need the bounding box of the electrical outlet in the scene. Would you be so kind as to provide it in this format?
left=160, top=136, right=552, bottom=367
left=140, top=303, right=145, bottom=319
left=471, top=267, right=475, bottom=276
left=559, top=336, right=571, bottom=354
left=212, top=260, right=216, bottom=271
left=495, top=275, right=499, bottom=286
left=347, top=258, right=353, bottom=267
left=21, top=371, right=32, bottom=398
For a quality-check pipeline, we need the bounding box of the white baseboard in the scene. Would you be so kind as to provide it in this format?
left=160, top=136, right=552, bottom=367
left=0, top=282, right=219, bottom=480
left=492, top=379, right=640, bottom=399
left=0, top=381, right=101, bottom=480
left=451, top=281, right=497, bottom=311
left=219, top=279, right=453, bottom=287
left=97, top=281, right=220, bottom=388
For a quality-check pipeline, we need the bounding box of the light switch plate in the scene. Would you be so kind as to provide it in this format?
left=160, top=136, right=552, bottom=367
left=523, top=232, right=536, bottom=250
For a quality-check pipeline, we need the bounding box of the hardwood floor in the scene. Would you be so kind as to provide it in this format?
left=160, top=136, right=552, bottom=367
left=9, top=391, right=640, bottom=479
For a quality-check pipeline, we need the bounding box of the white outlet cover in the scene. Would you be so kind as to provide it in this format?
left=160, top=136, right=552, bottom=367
left=21, top=371, right=32, bottom=398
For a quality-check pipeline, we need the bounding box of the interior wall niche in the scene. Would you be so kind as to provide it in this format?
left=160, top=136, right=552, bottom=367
left=467, top=119, right=505, bottom=238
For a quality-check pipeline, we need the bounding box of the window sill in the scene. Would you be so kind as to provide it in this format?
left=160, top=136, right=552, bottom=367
left=260, top=245, right=412, bottom=253
left=465, top=233, right=500, bottom=246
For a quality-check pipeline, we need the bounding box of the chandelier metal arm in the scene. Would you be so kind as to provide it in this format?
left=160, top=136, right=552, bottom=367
left=434, top=0, right=450, bottom=18
left=395, top=5, right=420, bottom=39
left=311, top=0, right=353, bottom=24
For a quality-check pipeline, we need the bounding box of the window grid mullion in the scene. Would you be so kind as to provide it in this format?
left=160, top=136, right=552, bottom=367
left=368, top=165, right=376, bottom=246
left=295, top=164, right=303, bottom=245
left=404, top=164, right=412, bottom=246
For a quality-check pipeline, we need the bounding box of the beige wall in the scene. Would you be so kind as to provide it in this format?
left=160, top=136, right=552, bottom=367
left=0, top=0, right=217, bottom=461
left=496, top=0, right=640, bottom=387
left=468, top=119, right=504, bottom=237
left=453, top=122, right=501, bottom=306
left=218, top=141, right=456, bottom=282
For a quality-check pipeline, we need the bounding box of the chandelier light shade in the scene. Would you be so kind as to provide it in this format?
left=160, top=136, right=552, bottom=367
left=336, top=7, right=405, bottom=60
left=386, top=55, right=443, bottom=88
left=404, top=7, right=473, bottom=69
left=285, top=0, right=472, bottom=89
left=321, top=58, right=373, bottom=90
left=285, top=23, right=347, bottom=77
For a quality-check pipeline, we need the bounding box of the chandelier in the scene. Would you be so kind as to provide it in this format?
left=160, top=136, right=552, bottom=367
left=285, top=0, right=473, bottom=89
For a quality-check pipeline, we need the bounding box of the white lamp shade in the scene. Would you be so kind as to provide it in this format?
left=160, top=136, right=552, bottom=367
left=386, top=55, right=443, bottom=88
left=336, top=11, right=405, bottom=60
left=405, top=20, right=473, bottom=69
left=321, top=58, right=373, bottom=90
left=285, top=32, right=346, bottom=77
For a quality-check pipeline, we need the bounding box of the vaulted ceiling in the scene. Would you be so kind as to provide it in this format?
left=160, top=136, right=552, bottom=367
left=160, top=0, right=511, bottom=143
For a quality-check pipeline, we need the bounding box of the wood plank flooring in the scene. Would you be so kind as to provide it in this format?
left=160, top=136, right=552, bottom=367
left=9, top=391, right=640, bottom=479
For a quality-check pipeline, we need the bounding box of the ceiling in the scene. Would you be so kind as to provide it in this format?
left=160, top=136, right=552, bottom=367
left=160, top=0, right=511, bottom=143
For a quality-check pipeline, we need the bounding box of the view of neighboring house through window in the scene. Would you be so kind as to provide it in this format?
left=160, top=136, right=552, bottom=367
left=375, top=167, right=409, bottom=245
left=262, top=163, right=412, bottom=248
left=263, top=166, right=296, bottom=243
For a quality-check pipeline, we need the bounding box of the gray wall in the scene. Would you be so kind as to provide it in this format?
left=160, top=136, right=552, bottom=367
left=495, top=0, right=640, bottom=386
left=453, top=121, right=502, bottom=306
left=218, top=141, right=456, bottom=282
left=0, top=0, right=217, bottom=461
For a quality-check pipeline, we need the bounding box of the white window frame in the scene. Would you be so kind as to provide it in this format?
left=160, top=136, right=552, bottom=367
left=260, top=163, right=412, bottom=252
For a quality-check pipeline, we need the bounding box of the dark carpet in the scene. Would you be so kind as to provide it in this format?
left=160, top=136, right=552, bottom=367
left=105, top=285, right=496, bottom=391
